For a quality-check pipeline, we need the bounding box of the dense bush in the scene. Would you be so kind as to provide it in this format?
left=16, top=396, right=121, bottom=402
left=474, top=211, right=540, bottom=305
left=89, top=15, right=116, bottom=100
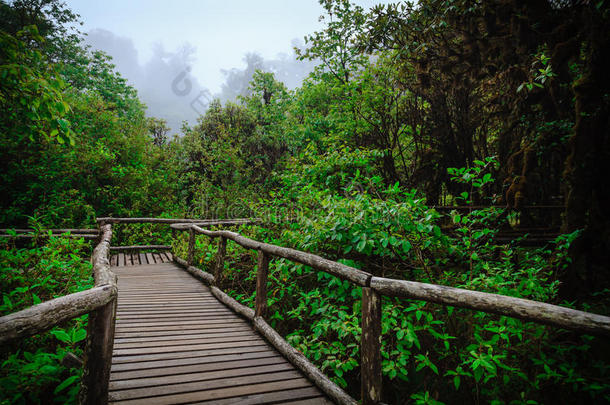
left=0, top=235, right=93, bottom=404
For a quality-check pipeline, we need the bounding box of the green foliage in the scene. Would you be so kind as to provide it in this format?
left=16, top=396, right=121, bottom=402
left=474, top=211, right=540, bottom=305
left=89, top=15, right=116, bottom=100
left=0, top=235, right=93, bottom=404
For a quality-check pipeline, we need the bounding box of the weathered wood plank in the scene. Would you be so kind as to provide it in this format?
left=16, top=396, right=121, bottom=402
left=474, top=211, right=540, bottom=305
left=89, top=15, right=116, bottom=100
left=109, top=379, right=313, bottom=405
left=109, top=363, right=294, bottom=390
left=113, top=326, right=252, bottom=339
left=113, top=340, right=268, bottom=356
left=108, top=371, right=304, bottom=402
left=114, top=328, right=256, bottom=340
left=145, top=252, right=155, bottom=264
left=110, top=354, right=284, bottom=381
left=112, top=345, right=273, bottom=367
left=138, top=253, right=147, bottom=265
left=113, top=335, right=262, bottom=350
left=199, top=387, right=330, bottom=405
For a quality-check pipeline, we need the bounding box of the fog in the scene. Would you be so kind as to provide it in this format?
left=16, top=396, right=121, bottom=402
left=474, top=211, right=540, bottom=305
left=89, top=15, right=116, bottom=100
left=84, top=29, right=316, bottom=134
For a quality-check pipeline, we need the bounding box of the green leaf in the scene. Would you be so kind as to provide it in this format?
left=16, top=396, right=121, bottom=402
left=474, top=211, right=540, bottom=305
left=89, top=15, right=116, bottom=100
left=73, top=329, right=87, bottom=342
left=454, top=375, right=460, bottom=390
left=51, top=329, right=71, bottom=343
left=54, top=375, right=79, bottom=394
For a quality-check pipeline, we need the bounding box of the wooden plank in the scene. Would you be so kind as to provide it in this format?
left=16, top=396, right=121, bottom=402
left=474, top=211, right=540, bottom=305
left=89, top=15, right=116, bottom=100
left=153, top=252, right=164, bottom=264
left=110, top=355, right=285, bottom=382
left=116, top=303, right=227, bottom=310
left=117, top=307, right=229, bottom=314
left=108, top=378, right=312, bottom=405
left=113, top=330, right=257, bottom=344
left=110, top=348, right=278, bottom=370
left=164, top=252, right=173, bottom=262
left=113, top=335, right=263, bottom=350
left=112, top=345, right=274, bottom=365
left=146, top=253, right=155, bottom=264
left=113, top=320, right=247, bottom=332
left=114, top=326, right=252, bottom=339
left=116, top=309, right=233, bottom=319
left=118, top=253, right=125, bottom=267
left=132, top=252, right=140, bottom=265
left=109, top=362, right=293, bottom=390
left=139, top=253, right=148, bottom=265
left=113, top=340, right=268, bottom=356
left=281, top=397, right=334, bottom=405
left=108, top=371, right=303, bottom=401
left=198, top=387, right=327, bottom=405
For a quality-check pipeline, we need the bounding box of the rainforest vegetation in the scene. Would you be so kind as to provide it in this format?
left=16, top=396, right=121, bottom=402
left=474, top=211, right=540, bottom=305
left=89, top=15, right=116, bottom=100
left=1, top=0, right=609, bottom=403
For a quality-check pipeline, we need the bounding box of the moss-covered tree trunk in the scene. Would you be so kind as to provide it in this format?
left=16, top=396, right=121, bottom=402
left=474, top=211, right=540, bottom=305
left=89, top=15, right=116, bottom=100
left=562, top=6, right=610, bottom=297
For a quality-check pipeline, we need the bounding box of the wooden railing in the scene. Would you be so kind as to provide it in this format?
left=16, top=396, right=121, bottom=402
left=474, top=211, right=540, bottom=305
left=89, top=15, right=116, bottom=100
left=0, top=228, right=99, bottom=240
left=0, top=224, right=116, bottom=405
left=2, top=217, right=608, bottom=405
left=171, top=222, right=610, bottom=405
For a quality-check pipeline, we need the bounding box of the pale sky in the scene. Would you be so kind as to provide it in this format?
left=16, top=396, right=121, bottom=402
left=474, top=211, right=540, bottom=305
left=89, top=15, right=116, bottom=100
left=65, top=0, right=381, bottom=93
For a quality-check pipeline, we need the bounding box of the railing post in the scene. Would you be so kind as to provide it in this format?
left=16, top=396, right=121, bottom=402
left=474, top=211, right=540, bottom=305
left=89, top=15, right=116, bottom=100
left=79, top=296, right=117, bottom=405
left=80, top=222, right=117, bottom=405
left=361, top=287, right=382, bottom=405
left=215, top=236, right=226, bottom=283
left=187, top=228, right=195, bottom=266
left=255, top=250, right=270, bottom=318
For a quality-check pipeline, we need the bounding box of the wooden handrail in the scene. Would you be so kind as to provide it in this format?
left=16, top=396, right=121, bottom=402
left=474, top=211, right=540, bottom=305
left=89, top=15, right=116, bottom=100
left=173, top=224, right=372, bottom=286
left=0, top=222, right=117, bottom=405
left=96, top=217, right=258, bottom=225
left=175, top=223, right=610, bottom=336
left=370, top=277, right=610, bottom=336
left=173, top=222, right=610, bottom=405
left=0, top=228, right=99, bottom=234
left=109, top=245, right=171, bottom=251
left=0, top=286, right=115, bottom=345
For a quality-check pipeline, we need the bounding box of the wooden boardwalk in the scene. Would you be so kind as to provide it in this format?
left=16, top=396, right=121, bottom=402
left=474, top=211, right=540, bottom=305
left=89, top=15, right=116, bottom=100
left=111, top=251, right=173, bottom=267
left=109, top=260, right=332, bottom=404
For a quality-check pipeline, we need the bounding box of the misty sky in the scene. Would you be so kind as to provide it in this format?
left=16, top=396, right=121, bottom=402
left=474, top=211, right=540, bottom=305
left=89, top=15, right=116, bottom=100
left=64, top=0, right=383, bottom=132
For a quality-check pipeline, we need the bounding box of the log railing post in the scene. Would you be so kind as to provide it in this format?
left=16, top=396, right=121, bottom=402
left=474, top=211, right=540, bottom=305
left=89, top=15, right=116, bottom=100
left=255, top=250, right=270, bottom=318
left=215, top=236, right=226, bottom=283
left=79, top=297, right=117, bottom=405
left=80, top=223, right=116, bottom=405
left=361, top=287, right=382, bottom=405
left=187, top=228, right=195, bottom=266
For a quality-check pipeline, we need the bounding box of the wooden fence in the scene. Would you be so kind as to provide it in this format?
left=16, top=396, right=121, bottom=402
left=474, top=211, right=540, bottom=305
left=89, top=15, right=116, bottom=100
left=1, top=217, right=609, bottom=405
left=0, top=224, right=116, bottom=405
left=171, top=222, right=610, bottom=405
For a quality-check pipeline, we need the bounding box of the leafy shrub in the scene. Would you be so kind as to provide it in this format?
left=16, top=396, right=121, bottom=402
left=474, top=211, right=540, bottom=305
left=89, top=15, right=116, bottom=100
left=0, top=235, right=93, bottom=404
